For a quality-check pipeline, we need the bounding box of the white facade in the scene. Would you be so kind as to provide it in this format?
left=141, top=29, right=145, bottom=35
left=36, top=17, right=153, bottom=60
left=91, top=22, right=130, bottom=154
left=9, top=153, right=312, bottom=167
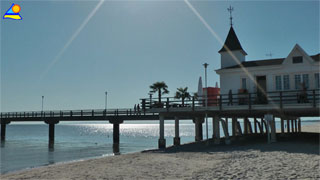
left=220, top=50, right=247, bottom=68
left=216, top=44, right=320, bottom=95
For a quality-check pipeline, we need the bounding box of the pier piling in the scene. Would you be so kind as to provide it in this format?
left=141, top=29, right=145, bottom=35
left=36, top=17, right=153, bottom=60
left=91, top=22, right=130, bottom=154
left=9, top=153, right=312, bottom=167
left=45, top=120, right=59, bottom=148
left=232, top=117, right=237, bottom=136
left=254, top=117, right=257, bottom=134
left=109, top=119, right=123, bottom=154
left=158, top=115, right=166, bottom=148
left=173, top=116, right=180, bottom=146
left=49, top=124, right=55, bottom=146
left=212, top=115, right=220, bottom=144
left=281, top=118, right=284, bottom=134
left=244, top=117, right=248, bottom=135
left=113, top=123, right=120, bottom=153
left=193, top=117, right=204, bottom=142
left=1, top=124, right=6, bottom=141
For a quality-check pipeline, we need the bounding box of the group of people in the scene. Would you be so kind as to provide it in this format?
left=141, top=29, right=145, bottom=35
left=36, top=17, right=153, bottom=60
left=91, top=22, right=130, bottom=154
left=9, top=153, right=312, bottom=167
left=134, top=104, right=141, bottom=115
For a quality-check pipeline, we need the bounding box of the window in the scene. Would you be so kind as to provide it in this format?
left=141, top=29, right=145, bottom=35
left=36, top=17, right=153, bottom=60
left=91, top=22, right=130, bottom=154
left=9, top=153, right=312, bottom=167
left=315, top=73, right=320, bottom=89
left=275, top=76, right=282, bottom=91
left=302, top=74, right=309, bottom=89
left=295, top=74, right=301, bottom=90
left=283, top=75, right=290, bottom=90
left=241, top=78, right=247, bottom=89
left=292, top=56, right=303, bottom=64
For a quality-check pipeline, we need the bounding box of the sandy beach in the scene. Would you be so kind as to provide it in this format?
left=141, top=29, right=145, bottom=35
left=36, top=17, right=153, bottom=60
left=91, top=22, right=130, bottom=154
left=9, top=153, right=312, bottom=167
left=1, top=124, right=319, bottom=180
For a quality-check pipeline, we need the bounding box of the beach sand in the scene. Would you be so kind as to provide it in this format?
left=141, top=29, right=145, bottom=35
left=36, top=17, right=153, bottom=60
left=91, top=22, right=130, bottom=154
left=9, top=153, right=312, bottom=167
left=1, top=124, right=319, bottom=180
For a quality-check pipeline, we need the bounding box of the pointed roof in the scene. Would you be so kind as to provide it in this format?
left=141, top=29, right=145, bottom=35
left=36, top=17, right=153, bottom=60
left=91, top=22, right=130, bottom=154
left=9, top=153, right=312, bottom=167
left=218, top=27, right=247, bottom=55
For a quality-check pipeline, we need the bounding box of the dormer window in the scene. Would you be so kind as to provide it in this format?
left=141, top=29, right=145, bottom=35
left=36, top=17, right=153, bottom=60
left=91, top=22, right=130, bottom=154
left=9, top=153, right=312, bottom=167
left=292, top=56, right=303, bottom=64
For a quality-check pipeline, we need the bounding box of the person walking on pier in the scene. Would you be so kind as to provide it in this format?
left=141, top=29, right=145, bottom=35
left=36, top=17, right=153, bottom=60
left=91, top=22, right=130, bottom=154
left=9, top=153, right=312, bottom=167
left=137, top=104, right=140, bottom=115
left=134, top=104, right=137, bottom=115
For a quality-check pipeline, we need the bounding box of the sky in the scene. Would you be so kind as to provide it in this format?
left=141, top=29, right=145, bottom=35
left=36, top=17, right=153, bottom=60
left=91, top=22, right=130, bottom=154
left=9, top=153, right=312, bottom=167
left=1, top=0, right=319, bottom=112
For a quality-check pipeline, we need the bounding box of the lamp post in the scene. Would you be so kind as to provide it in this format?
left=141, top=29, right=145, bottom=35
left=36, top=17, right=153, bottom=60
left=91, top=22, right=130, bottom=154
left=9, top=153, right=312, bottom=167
left=41, top=96, right=44, bottom=118
left=203, top=63, right=209, bottom=140
left=41, top=96, right=44, bottom=112
left=105, top=91, right=108, bottom=111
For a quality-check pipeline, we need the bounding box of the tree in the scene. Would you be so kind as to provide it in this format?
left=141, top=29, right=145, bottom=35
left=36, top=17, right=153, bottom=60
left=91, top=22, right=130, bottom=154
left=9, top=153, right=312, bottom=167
left=175, top=87, right=191, bottom=106
left=149, top=81, right=169, bottom=105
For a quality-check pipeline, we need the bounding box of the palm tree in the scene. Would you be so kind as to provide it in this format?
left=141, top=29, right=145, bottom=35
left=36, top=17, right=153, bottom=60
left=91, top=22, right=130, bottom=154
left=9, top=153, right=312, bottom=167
left=149, top=81, right=169, bottom=105
left=175, top=87, right=191, bottom=106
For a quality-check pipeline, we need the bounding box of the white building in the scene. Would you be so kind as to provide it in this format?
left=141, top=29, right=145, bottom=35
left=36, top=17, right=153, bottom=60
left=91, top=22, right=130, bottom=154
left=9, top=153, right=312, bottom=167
left=215, top=26, right=319, bottom=103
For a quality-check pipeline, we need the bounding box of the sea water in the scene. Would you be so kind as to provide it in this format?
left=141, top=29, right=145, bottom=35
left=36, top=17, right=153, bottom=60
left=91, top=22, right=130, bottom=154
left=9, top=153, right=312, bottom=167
left=0, top=119, right=318, bottom=174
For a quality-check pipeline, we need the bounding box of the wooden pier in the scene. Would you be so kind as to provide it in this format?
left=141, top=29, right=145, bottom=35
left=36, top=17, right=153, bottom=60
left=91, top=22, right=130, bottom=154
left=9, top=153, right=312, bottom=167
left=1, top=89, right=319, bottom=152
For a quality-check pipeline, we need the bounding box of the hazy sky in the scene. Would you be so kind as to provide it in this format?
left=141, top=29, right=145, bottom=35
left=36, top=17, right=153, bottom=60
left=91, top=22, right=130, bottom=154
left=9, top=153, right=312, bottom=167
left=1, top=0, right=319, bottom=112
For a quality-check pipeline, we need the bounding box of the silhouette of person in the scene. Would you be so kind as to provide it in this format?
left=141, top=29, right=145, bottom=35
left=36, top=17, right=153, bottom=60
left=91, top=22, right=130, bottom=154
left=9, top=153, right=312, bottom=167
left=137, top=104, right=140, bottom=115
left=228, top=89, right=233, bottom=106
left=300, top=82, right=308, bottom=103
left=134, top=104, right=137, bottom=115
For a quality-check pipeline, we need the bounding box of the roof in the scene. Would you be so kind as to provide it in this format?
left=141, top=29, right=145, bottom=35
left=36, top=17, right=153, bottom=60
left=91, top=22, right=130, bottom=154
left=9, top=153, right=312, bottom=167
left=311, top=54, right=320, bottom=62
left=219, top=53, right=320, bottom=70
left=218, top=27, right=246, bottom=54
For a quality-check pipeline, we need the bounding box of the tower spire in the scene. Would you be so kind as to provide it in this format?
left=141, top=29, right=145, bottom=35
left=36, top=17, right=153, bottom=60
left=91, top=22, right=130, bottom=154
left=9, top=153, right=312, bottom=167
left=227, top=5, right=234, bottom=27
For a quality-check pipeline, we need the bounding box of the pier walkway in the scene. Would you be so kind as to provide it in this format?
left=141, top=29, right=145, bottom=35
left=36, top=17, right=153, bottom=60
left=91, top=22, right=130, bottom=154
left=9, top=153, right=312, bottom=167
left=1, top=89, right=319, bottom=152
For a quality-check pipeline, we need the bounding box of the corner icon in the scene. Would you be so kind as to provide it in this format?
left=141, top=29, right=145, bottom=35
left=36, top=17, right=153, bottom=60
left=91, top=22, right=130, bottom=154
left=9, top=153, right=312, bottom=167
left=3, top=3, right=22, bottom=20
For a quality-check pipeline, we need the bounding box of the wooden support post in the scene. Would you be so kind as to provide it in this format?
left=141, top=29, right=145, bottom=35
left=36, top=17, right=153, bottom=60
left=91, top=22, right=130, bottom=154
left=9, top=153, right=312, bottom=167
left=294, top=119, right=298, bottom=133
left=261, top=118, right=265, bottom=134
left=232, top=117, right=237, bottom=136
left=220, top=118, right=230, bottom=144
left=236, top=121, right=242, bottom=136
left=291, top=119, right=294, bottom=133
left=281, top=118, right=284, bottom=134
left=158, top=115, right=166, bottom=148
left=49, top=124, right=55, bottom=147
left=44, top=120, right=59, bottom=149
left=287, top=119, right=290, bottom=133
left=244, top=118, right=248, bottom=135
left=194, top=117, right=203, bottom=142
left=113, top=123, right=120, bottom=153
left=225, top=118, right=229, bottom=134
left=173, top=116, right=180, bottom=146
left=256, top=120, right=262, bottom=133
left=265, top=114, right=276, bottom=143
left=1, top=124, right=6, bottom=141
left=298, top=118, right=301, bottom=132
left=109, top=119, right=123, bottom=154
left=254, top=117, right=257, bottom=134
left=213, top=115, right=220, bottom=144
left=247, top=119, right=253, bottom=134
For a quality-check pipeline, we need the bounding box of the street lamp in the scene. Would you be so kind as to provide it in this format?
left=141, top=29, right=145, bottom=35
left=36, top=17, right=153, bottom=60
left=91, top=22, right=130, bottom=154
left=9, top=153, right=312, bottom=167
left=105, top=91, right=108, bottom=110
left=41, top=96, right=44, bottom=112
left=203, top=63, right=209, bottom=140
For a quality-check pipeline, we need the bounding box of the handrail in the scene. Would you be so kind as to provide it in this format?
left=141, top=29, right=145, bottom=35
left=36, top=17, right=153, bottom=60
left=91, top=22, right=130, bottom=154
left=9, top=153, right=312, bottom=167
left=141, top=89, right=320, bottom=109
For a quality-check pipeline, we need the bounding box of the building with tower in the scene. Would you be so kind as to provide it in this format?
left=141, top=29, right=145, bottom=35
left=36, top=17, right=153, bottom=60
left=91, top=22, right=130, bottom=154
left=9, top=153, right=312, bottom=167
left=215, top=14, right=319, bottom=104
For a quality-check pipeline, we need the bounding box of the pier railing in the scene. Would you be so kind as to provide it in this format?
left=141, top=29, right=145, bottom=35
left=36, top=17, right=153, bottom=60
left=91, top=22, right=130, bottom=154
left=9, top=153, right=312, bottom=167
left=141, top=89, right=320, bottom=110
left=1, top=108, right=155, bottom=119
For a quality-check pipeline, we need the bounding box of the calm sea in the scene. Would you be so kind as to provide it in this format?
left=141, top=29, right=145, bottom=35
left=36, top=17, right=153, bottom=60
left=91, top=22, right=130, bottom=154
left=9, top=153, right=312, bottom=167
left=1, top=119, right=318, bottom=174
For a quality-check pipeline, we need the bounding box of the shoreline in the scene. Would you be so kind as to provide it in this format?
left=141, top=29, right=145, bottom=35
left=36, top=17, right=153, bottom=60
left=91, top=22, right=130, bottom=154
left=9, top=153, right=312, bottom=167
left=1, top=124, right=319, bottom=179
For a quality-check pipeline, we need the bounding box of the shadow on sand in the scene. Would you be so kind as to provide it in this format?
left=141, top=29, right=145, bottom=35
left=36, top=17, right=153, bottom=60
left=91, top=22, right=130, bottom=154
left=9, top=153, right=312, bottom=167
left=144, top=133, right=319, bottom=155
